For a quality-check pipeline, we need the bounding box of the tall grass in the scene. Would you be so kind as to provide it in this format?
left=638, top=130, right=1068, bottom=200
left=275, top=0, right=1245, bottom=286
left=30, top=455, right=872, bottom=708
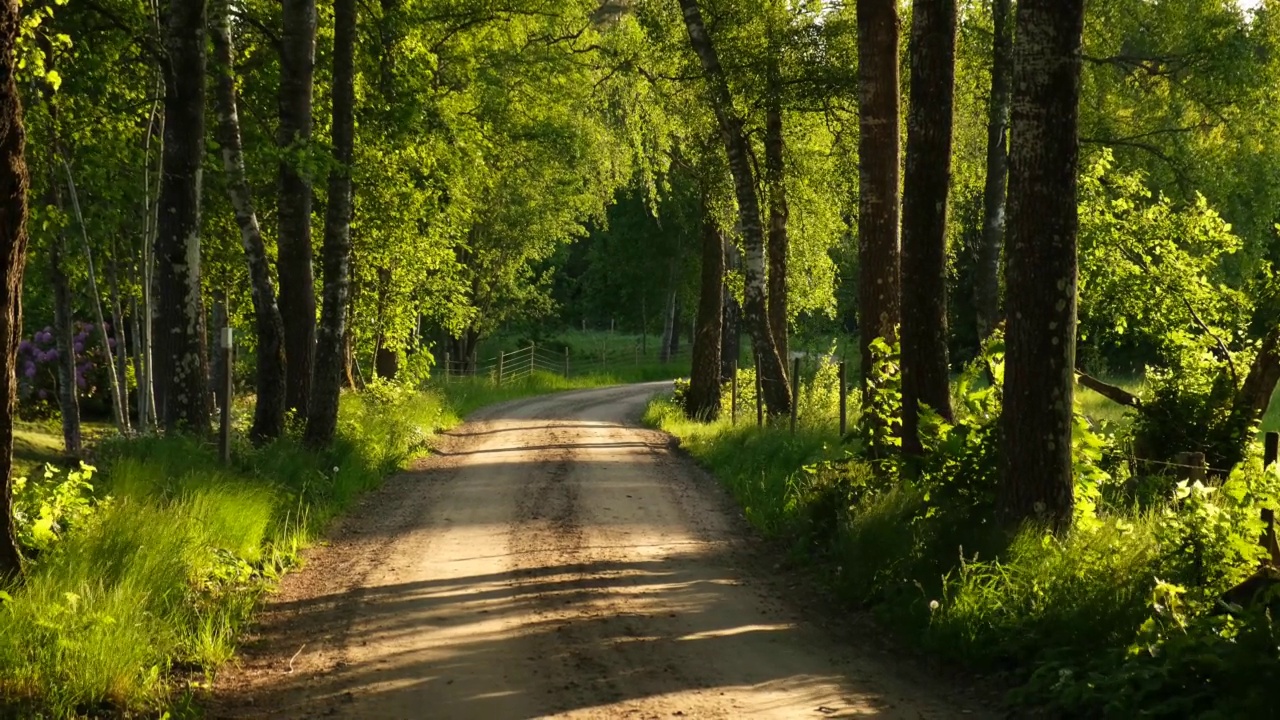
left=0, top=390, right=444, bottom=718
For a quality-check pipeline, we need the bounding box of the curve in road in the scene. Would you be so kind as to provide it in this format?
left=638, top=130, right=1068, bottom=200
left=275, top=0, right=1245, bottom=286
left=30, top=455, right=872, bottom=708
left=213, top=383, right=990, bottom=719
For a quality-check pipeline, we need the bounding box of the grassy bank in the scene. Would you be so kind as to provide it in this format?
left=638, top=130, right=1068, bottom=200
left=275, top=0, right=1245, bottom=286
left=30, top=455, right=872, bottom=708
left=647, top=372, right=1280, bottom=717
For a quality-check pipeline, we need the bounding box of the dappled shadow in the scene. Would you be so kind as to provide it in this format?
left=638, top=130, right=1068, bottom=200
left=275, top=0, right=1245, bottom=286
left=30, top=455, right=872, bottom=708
left=218, top=551, right=897, bottom=719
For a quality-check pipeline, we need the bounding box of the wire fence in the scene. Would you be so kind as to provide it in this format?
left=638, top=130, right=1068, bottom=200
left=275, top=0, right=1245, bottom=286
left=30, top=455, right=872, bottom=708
left=439, top=341, right=694, bottom=385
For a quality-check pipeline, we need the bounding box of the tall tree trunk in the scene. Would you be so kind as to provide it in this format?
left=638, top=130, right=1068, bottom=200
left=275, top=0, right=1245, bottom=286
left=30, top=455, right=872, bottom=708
left=304, top=0, right=355, bottom=448
left=278, top=0, right=317, bottom=414
left=138, top=84, right=162, bottom=432
left=39, top=69, right=80, bottom=456
left=999, top=0, right=1086, bottom=531
left=49, top=229, right=79, bottom=455
left=668, top=297, right=682, bottom=357
left=677, top=0, right=791, bottom=416
left=765, top=20, right=789, bottom=375
left=660, top=269, right=676, bottom=363
left=62, top=159, right=129, bottom=434
left=975, top=0, right=1014, bottom=344
left=0, top=0, right=29, bottom=578
left=105, top=253, right=131, bottom=430
left=900, top=0, right=957, bottom=452
left=721, top=241, right=741, bottom=381
left=154, top=0, right=211, bottom=434
left=211, top=0, right=286, bottom=442
left=372, top=266, right=397, bottom=379
left=342, top=287, right=356, bottom=387
left=856, top=0, right=902, bottom=391
left=686, top=206, right=724, bottom=420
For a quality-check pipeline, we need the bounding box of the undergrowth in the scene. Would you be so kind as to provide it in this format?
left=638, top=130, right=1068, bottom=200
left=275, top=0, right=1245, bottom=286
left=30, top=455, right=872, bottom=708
left=0, top=386, right=445, bottom=719
left=648, top=338, right=1280, bottom=718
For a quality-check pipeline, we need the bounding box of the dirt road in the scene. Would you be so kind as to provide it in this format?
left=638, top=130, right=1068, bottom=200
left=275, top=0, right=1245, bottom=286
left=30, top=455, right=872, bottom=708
left=213, top=384, right=991, bottom=719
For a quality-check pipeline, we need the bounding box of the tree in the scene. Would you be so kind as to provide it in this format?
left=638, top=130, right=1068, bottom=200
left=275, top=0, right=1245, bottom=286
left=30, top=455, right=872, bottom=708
left=686, top=197, right=724, bottom=419
left=211, top=0, right=286, bottom=442
left=900, top=0, right=957, bottom=451
left=765, top=4, right=789, bottom=371
left=677, top=0, right=791, bottom=416
left=36, top=56, right=80, bottom=456
left=856, top=0, right=902, bottom=389
left=999, top=0, right=1087, bottom=530
left=153, top=0, right=211, bottom=434
left=304, top=0, right=355, bottom=448
left=278, top=0, right=317, bottom=414
left=974, top=0, right=1013, bottom=343
left=0, top=0, right=28, bottom=578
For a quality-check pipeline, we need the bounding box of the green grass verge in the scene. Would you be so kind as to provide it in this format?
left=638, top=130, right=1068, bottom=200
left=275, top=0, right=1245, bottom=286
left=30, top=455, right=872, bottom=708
left=647, top=386, right=1280, bottom=717
left=0, top=389, right=446, bottom=718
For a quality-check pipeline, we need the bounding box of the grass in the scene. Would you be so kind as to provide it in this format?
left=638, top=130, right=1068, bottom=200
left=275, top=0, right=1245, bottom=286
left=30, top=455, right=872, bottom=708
left=0, top=389, right=447, bottom=718
left=647, top=370, right=1280, bottom=717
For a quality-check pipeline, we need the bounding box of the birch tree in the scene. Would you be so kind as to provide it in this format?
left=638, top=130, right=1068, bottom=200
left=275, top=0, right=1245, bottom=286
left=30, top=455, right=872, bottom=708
left=676, top=0, right=791, bottom=416
left=210, top=0, right=286, bottom=441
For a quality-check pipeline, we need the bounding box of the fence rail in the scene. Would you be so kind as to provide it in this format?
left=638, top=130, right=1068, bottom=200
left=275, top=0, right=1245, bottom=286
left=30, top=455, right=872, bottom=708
left=439, top=341, right=693, bottom=384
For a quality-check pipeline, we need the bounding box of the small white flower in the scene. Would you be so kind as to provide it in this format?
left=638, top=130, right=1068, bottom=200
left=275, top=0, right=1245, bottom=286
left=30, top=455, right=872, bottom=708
left=929, top=600, right=940, bottom=612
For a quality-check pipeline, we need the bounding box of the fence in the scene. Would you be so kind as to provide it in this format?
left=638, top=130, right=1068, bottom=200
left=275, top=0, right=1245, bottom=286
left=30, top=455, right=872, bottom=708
left=439, top=341, right=693, bottom=384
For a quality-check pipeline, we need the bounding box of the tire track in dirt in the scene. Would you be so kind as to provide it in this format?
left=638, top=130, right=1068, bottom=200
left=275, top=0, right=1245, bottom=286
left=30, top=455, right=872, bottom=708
left=211, top=383, right=995, bottom=719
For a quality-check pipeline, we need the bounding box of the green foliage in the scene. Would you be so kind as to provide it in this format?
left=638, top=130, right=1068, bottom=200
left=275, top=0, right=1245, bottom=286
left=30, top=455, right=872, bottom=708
left=11, top=463, right=99, bottom=554
left=0, top=390, right=444, bottom=717
left=650, top=329, right=1280, bottom=718
left=856, top=337, right=902, bottom=466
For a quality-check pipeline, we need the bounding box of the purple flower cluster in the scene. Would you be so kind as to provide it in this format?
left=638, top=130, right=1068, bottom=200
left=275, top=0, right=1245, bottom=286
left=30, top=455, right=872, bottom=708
left=18, top=320, right=119, bottom=411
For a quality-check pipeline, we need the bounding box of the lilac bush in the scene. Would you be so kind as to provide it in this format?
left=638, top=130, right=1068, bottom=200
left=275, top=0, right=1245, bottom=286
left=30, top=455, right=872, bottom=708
left=18, top=320, right=122, bottom=417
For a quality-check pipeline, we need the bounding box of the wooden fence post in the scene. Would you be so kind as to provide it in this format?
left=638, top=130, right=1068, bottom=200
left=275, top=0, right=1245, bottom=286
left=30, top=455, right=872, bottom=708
left=755, top=361, right=763, bottom=428
left=219, top=326, right=233, bottom=464
left=790, top=357, right=800, bottom=435
left=564, top=347, right=570, bottom=379
left=730, top=360, right=738, bottom=425
left=497, top=350, right=505, bottom=386
left=1172, top=451, right=1207, bottom=483
left=839, top=360, right=847, bottom=435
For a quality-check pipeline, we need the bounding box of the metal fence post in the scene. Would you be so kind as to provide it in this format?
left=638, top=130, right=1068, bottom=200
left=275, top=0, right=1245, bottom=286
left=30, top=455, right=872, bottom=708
left=838, top=360, right=847, bottom=435
left=730, top=360, right=738, bottom=425
left=219, top=326, right=233, bottom=464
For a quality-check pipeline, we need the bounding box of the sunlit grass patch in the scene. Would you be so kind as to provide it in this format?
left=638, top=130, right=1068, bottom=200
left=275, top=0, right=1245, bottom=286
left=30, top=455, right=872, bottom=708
left=0, top=387, right=447, bottom=717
